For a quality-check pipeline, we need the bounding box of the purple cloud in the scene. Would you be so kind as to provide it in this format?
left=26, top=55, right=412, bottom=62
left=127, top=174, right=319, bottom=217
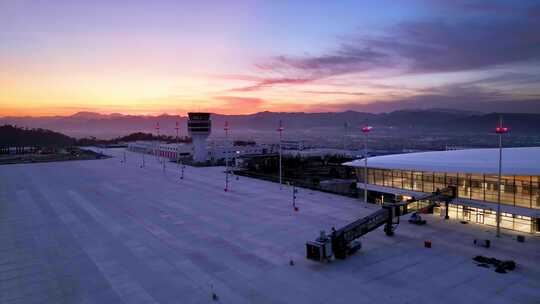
left=301, top=90, right=366, bottom=96
left=250, top=2, right=540, bottom=88
left=228, top=77, right=314, bottom=92
left=371, top=19, right=540, bottom=74
left=213, top=96, right=266, bottom=108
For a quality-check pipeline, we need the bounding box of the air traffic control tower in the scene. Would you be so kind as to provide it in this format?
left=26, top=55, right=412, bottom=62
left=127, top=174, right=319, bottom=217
left=187, top=112, right=211, bottom=163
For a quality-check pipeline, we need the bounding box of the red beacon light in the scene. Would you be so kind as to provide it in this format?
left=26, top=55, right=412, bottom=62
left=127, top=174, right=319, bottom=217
left=277, top=120, right=284, bottom=132
left=495, top=127, right=508, bottom=134
left=361, top=125, right=373, bottom=133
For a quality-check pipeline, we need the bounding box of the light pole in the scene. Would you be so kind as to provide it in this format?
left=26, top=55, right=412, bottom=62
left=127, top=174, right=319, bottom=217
left=175, top=121, right=184, bottom=179
left=343, top=122, right=349, bottom=150
left=361, top=124, right=372, bottom=203
left=495, top=115, right=508, bottom=238
left=180, top=159, right=185, bottom=179
left=141, top=153, right=145, bottom=168
left=277, top=120, right=284, bottom=189
left=224, top=121, right=230, bottom=192
left=155, top=122, right=160, bottom=163
left=235, top=151, right=240, bottom=180
left=292, top=184, right=299, bottom=212
left=175, top=121, right=180, bottom=166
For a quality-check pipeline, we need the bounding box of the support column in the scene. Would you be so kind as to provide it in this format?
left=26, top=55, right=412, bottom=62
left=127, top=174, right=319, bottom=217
left=384, top=206, right=395, bottom=236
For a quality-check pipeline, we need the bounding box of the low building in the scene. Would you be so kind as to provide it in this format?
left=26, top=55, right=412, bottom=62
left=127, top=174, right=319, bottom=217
left=0, top=146, right=38, bottom=154
left=127, top=140, right=273, bottom=164
left=345, top=147, right=540, bottom=234
left=283, top=148, right=360, bottom=158
left=319, top=179, right=357, bottom=194
left=281, top=140, right=305, bottom=150
left=127, top=141, right=192, bottom=159
left=209, top=143, right=274, bottom=164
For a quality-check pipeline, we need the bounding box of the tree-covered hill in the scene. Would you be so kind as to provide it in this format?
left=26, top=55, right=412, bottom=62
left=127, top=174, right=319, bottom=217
left=0, top=125, right=75, bottom=147
left=75, top=132, right=192, bottom=146
left=0, top=125, right=193, bottom=147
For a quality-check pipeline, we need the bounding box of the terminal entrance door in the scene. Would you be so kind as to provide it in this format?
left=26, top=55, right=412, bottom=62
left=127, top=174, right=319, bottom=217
left=475, top=210, right=484, bottom=224
left=462, top=207, right=471, bottom=221
left=462, top=207, right=484, bottom=224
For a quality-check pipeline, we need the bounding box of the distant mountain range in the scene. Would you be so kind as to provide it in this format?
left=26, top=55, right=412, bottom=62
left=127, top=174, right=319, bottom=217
left=1, top=109, right=539, bottom=139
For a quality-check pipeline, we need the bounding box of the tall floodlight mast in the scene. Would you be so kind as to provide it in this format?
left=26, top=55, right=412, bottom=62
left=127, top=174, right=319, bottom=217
left=224, top=121, right=230, bottom=192
left=155, top=122, right=160, bottom=163
left=176, top=121, right=186, bottom=179
left=277, top=120, right=284, bottom=189
left=175, top=121, right=185, bottom=179
left=175, top=121, right=179, bottom=158
left=361, top=124, right=373, bottom=203
left=343, top=122, right=349, bottom=150
left=495, top=115, right=509, bottom=238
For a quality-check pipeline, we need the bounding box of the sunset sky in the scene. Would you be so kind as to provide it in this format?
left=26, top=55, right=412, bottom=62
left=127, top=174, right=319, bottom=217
left=1, top=0, right=539, bottom=116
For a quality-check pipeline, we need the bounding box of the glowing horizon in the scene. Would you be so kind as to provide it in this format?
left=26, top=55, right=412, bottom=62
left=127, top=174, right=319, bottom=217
left=2, top=1, right=540, bottom=117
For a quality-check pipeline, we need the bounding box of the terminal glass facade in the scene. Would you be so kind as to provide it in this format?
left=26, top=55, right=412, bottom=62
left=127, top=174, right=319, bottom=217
left=359, top=168, right=540, bottom=209
left=436, top=206, right=534, bottom=233
left=357, top=168, right=540, bottom=233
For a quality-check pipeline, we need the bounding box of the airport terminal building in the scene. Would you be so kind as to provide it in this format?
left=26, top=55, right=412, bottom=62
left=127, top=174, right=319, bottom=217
left=345, top=147, right=540, bottom=234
